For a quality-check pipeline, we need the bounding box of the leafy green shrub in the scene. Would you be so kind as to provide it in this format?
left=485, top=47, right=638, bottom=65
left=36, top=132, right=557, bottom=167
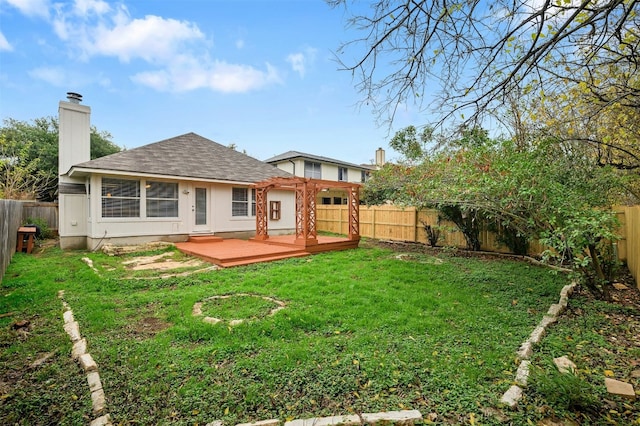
left=488, top=222, right=529, bottom=255
left=24, top=217, right=54, bottom=239
left=598, top=240, right=622, bottom=282
left=421, top=220, right=442, bottom=247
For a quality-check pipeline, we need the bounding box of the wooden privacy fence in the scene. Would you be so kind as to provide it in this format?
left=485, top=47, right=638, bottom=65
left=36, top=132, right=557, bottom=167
left=21, top=201, right=59, bottom=232
left=615, top=205, right=639, bottom=288
left=0, top=200, right=23, bottom=283
left=318, top=204, right=638, bottom=288
left=317, top=204, right=542, bottom=253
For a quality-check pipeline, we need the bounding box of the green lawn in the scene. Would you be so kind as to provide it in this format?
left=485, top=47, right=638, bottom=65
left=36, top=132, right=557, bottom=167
left=0, top=242, right=621, bottom=425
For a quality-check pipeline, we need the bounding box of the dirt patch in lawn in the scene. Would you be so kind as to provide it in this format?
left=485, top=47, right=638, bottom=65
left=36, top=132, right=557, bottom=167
left=120, top=302, right=173, bottom=338
left=101, top=242, right=175, bottom=256
left=128, top=316, right=172, bottom=338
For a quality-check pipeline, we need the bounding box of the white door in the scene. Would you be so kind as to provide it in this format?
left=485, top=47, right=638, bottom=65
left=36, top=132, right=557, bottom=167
left=192, top=186, right=210, bottom=233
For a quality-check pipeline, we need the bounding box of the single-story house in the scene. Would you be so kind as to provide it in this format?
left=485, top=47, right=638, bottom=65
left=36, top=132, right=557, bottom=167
left=58, top=93, right=294, bottom=250
left=264, top=150, right=383, bottom=205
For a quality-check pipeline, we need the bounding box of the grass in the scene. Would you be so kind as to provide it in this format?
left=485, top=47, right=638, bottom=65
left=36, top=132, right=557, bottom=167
left=199, top=295, right=282, bottom=321
left=0, top=242, right=630, bottom=425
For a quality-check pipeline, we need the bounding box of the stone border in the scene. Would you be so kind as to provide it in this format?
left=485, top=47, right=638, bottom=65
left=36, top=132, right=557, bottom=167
left=58, top=290, right=113, bottom=426
left=193, top=294, right=286, bottom=326
left=205, top=410, right=423, bottom=426
left=500, top=281, right=577, bottom=407
left=82, top=257, right=100, bottom=275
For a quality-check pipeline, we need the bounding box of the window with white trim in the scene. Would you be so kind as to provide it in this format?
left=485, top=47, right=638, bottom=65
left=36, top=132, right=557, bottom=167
left=146, top=181, right=178, bottom=217
left=102, top=178, right=140, bottom=218
left=304, top=161, right=321, bottom=179
left=232, top=187, right=256, bottom=217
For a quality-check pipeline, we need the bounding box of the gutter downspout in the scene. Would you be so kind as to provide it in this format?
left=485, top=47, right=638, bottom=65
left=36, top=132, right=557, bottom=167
left=288, top=160, right=296, bottom=176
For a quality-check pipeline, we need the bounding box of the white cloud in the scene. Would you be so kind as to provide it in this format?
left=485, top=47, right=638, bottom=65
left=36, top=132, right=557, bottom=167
left=28, top=66, right=68, bottom=86
left=3, top=0, right=50, bottom=18
left=51, top=4, right=206, bottom=64
left=132, top=59, right=282, bottom=93
left=87, top=15, right=205, bottom=63
left=73, top=0, right=110, bottom=16
left=0, top=31, right=13, bottom=51
left=286, top=47, right=317, bottom=78
left=287, top=53, right=305, bottom=76
left=20, top=1, right=280, bottom=94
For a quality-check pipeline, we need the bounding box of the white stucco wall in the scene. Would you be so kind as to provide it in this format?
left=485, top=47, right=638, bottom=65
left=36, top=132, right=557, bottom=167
left=320, top=164, right=364, bottom=183
left=273, top=159, right=364, bottom=183
left=86, top=175, right=186, bottom=239
left=274, top=161, right=298, bottom=176
left=84, top=175, right=295, bottom=243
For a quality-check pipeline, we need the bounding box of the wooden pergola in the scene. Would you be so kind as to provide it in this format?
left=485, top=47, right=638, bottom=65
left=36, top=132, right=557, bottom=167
left=253, top=177, right=361, bottom=248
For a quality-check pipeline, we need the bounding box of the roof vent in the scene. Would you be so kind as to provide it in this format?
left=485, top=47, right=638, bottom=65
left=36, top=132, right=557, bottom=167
left=66, top=92, right=82, bottom=104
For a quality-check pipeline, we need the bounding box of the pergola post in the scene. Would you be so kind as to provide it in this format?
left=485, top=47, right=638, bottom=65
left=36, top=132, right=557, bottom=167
left=294, top=180, right=318, bottom=246
left=254, top=186, right=269, bottom=241
left=348, top=185, right=360, bottom=241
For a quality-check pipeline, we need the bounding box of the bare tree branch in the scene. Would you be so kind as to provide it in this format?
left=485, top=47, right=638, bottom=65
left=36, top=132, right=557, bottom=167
left=329, top=0, right=640, bottom=126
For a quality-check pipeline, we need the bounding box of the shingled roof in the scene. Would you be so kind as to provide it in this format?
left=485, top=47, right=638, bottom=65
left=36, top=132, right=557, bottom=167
left=264, top=150, right=370, bottom=170
left=70, top=132, right=291, bottom=183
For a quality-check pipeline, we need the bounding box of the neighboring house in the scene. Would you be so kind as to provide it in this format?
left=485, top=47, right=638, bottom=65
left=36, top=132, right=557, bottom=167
left=58, top=94, right=294, bottom=250
left=265, top=150, right=383, bottom=205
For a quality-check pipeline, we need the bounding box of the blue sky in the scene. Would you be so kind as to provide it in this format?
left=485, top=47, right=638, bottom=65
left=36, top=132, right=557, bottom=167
left=0, top=0, right=426, bottom=165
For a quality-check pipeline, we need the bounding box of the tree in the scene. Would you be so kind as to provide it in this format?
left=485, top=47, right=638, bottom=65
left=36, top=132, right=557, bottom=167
left=329, top=0, right=639, bottom=131
left=0, top=117, right=121, bottom=200
left=527, top=65, right=640, bottom=182
left=0, top=135, right=53, bottom=200
left=363, top=127, right=627, bottom=299
left=388, top=125, right=434, bottom=162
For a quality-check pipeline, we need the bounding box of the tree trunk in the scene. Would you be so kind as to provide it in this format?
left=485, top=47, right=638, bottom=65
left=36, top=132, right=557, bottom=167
left=588, top=243, right=611, bottom=301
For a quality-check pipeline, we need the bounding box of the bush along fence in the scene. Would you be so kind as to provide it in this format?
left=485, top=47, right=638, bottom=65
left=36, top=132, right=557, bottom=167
left=317, top=204, right=638, bottom=288
left=0, top=200, right=23, bottom=283
left=21, top=202, right=58, bottom=234
left=317, top=204, right=545, bottom=253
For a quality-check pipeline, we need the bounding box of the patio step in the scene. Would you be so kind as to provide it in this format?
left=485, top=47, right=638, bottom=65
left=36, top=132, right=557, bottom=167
left=188, top=235, right=224, bottom=244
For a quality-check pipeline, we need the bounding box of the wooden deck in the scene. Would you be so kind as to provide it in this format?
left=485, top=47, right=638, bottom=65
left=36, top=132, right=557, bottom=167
left=175, top=235, right=359, bottom=268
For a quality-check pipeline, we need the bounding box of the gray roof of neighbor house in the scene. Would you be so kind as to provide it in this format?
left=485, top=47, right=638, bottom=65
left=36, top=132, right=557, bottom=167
left=265, top=150, right=371, bottom=170
left=69, top=132, right=292, bottom=183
